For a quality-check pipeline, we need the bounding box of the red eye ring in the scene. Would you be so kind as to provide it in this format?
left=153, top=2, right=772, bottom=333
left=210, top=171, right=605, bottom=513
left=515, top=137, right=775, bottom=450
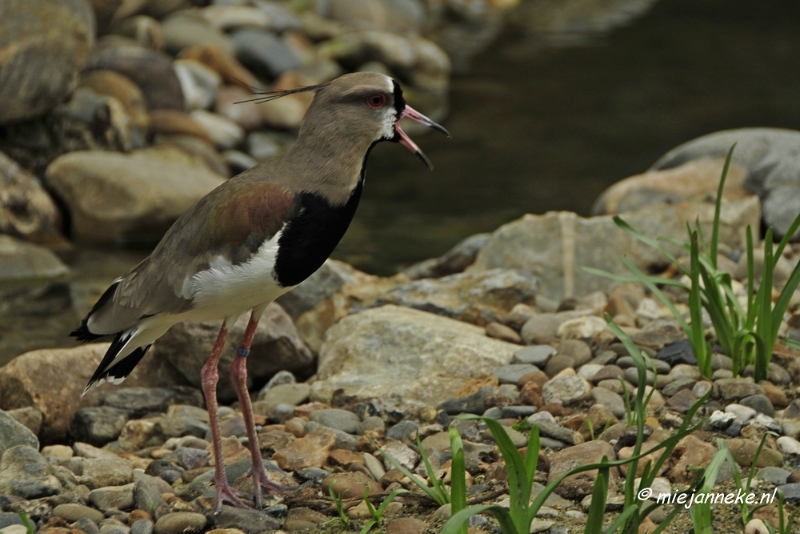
left=366, top=93, right=387, bottom=109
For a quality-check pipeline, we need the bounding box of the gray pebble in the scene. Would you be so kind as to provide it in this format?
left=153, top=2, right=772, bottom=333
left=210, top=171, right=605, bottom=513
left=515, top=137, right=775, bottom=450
left=739, top=394, right=775, bottom=416
left=309, top=409, right=362, bottom=434
left=386, top=420, right=420, bottom=442
left=130, top=520, right=153, bottom=534
left=513, top=345, right=555, bottom=367
left=501, top=406, right=537, bottom=419
left=494, top=363, right=539, bottom=384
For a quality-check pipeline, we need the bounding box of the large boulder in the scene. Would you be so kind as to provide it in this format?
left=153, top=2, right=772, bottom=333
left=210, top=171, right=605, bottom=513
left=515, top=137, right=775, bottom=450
left=0, top=0, right=95, bottom=125
left=470, top=196, right=760, bottom=302
left=0, top=343, right=188, bottom=444
left=649, top=128, right=800, bottom=241
left=376, top=268, right=539, bottom=325
left=0, top=151, right=64, bottom=244
left=311, top=305, right=519, bottom=414
left=45, top=147, right=226, bottom=243
left=0, top=410, right=39, bottom=458
left=151, top=303, right=314, bottom=403
left=592, top=157, right=752, bottom=216
left=0, top=235, right=69, bottom=290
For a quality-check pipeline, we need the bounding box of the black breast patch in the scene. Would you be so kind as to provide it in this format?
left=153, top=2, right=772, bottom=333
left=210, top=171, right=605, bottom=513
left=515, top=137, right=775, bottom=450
left=272, top=180, right=363, bottom=287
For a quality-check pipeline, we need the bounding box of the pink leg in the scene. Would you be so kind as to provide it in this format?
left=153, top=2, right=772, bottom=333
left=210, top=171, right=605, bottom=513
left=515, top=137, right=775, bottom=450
left=230, top=310, right=285, bottom=508
left=201, top=321, right=249, bottom=513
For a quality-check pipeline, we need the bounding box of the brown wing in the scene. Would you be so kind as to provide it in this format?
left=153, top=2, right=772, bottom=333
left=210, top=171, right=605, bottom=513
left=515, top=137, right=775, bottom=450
left=86, top=179, right=296, bottom=334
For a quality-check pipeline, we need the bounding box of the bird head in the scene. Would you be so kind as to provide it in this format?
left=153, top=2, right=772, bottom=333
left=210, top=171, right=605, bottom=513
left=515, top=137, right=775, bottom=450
left=244, top=72, right=450, bottom=169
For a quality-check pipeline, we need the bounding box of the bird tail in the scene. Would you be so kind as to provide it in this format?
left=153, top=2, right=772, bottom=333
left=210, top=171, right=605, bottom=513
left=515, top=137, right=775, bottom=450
left=82, top=330, right=152, bottom=397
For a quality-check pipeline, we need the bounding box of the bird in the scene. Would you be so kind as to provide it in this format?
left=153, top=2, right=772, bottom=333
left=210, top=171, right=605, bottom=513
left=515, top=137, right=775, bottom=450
left=71, top=72, right=450, bottom=513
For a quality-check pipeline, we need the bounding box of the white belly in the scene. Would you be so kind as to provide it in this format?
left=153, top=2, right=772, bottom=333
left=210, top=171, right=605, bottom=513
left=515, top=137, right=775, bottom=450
left=186, top=231, right=295, bottom=319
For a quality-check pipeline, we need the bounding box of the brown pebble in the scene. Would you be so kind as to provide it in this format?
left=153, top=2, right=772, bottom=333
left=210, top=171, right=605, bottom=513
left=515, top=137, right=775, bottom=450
left=562, top=414, right=586, bottom=431
left=283, top=416, right=307, bottom=437
left=519, top=381, right=543, bottom=407
left=518, top=369, right=548, bottom=389
left=787, top=470, right=800, bottom=483
left=129, top=509, right=154, bottom=523
left=485, top=322, right=522, bottom=343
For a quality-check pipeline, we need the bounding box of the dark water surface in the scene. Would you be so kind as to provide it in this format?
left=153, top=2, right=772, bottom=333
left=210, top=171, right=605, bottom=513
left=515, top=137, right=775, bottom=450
left=4, top=0, right=800, bottom=363
left=335, top=0, right=800, bottom=274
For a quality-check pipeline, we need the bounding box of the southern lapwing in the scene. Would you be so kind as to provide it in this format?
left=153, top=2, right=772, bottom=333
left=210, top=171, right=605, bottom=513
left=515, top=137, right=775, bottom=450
left=71, top=72, right=450, bottom=512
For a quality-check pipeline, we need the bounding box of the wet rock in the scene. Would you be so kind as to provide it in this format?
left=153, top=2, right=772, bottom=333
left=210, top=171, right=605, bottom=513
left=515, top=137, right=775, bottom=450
left=649, top=128, right=800, bottom=240
left=377, top=268, right=539, bottom=325
left=70, top=406, right=129, bottom=446
left=0, top=343, right=186, bottom=443
left=311, top=306, right=518, bottom=414
left=86, top=44, right=184, bottom=110
left=0, top=0, right=95, bottom=124
left=548, top=441, right=619, bottom=499
left=152, top=303, right=312, bottom=403
left=0, top=445, right=61, bottom=498
left=404, top=233, right=491, bottom=279
left=45, top=147, right=226, bottom=242
left=542, top=374, right=591, bottom=405
left=0, top=235, right=69, bottom=289
left=0, top=151, right=63, bottom=244
left=471, top=198, right=759, bottom=301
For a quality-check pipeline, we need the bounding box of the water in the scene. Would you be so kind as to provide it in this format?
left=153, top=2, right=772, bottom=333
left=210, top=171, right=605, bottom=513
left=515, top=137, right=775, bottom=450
left=4, top=0, right=800, bottom=364
left=334, top=0, right=800, bottom=274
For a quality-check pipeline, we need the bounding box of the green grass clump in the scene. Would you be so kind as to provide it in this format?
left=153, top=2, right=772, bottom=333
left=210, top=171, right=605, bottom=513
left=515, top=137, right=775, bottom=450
left=586, top=144, right=800, bottom=381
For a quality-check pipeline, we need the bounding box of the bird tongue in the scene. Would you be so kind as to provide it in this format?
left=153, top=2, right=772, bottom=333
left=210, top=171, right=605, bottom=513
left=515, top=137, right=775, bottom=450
left=396, top=105, right=451, bottom=170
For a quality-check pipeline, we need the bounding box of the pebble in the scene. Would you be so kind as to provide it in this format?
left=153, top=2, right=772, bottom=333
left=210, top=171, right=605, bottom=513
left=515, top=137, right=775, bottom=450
left=708, top=410, right=736, bottom=430
left=130, top=520, right=154, bottom=534
left=556, top=339, right=592, bottom=366
left=725, top=404, right=757, bottom=423
left=513, top=345, right=556, bottom=367
left=308, top=408, right=362, bottom=434
left=53, top=503, right=105, bottom=525
left=542, top=374, right=591, bottom=405
left=154, top=512, right=207, bottom=534
left=494, top=363, right=539, bottom=384
left=544, top=355, right=575, bottom=377
left=756, top=466, right=791, bottom=485
left=386, top=420, right=420, bottom=442
left=740, top=394, right=775, bottom=416
left=591, top=364, right=624, bottom=384
left=590, top=387, right=626, bottom=419
left=777, top=436, right=800, bottom=456
left=528, top=411, right=558, bottom=426
left=485, top=321, right=522, bottom=343
left=577, top=363, right=604, bottom=381
left=88, top=483, right=135, bottom=511
left=716, top=378, right=765, bottom=401
left=665, top=389, right=698, bottom=413
left=776, top=483, right=800, bottom=501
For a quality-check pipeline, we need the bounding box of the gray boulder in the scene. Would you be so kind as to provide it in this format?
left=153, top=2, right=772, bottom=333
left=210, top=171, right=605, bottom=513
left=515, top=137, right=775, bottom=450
left=0, top=410, right=39, bottom=458
left=311, top=305, right=518, bottom=415
left=650, top=128, right=800, bottom=240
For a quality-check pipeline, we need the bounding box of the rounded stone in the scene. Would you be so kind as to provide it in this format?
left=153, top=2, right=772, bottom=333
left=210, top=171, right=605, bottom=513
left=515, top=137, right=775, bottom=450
left=154, top=512, right=207, bottom=534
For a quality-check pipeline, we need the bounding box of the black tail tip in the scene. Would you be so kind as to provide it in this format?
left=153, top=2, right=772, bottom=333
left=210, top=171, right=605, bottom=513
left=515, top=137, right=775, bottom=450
left=71, top=319, right=104, bottom=343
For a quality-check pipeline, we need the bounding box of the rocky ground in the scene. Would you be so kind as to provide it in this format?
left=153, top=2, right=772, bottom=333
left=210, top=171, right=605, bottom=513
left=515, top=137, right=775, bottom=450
left=4, top=0, right=800, bottom=534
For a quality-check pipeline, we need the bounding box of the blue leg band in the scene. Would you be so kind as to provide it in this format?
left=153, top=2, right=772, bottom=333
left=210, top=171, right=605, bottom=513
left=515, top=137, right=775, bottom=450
left=237, top=347, right=251, bottom=357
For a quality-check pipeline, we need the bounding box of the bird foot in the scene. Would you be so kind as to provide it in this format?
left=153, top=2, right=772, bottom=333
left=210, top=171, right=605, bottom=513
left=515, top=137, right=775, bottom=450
left=249, top=467, right=292, bottom=508
left=214, top=481, right=251, bottom=514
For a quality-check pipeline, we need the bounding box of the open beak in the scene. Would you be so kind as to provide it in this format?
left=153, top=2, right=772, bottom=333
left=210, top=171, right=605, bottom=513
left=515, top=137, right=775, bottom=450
left=395, top=105, right=451, bottom=170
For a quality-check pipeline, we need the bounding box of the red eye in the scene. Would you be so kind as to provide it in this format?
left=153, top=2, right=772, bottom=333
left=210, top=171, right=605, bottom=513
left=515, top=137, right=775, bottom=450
left=366, top=94, right=387, bottom=109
